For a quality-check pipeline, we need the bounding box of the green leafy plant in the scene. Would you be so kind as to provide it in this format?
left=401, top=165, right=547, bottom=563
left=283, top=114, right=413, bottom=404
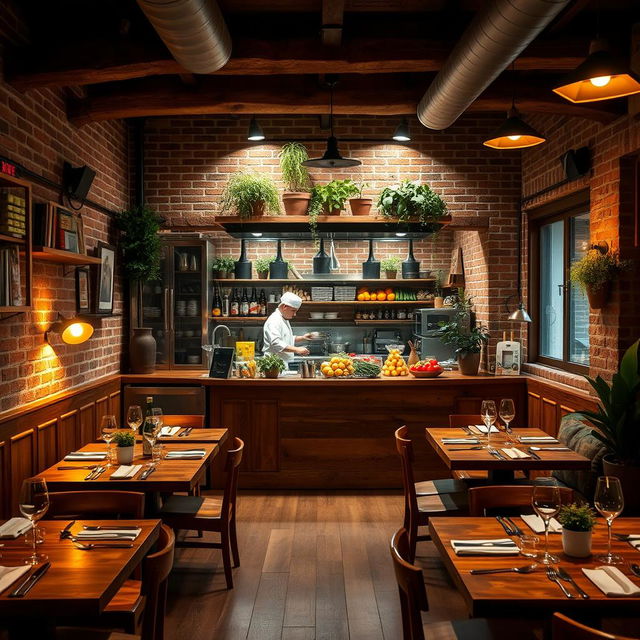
left=434, top=270, right=445, bottom=296
left=437, top=304, right=489, bottom=357
left=377, top=180, right=447, bottom=226
left=570, top=340, right=640, bottom=466
left=310, top=179, right=360, bottom=213
left=381, top=257, right=401, bottom=271
left=255, top=256, right=274, bottom=274
left=113, top=431, right=135, bottom=448
left=114, top=205, right=162, bottom=283
left=256, top=353, right=286, bottom=374
left=570, top=249, right=629, bottom=293
left=220, top=172, right=280, bottom=218
left=354, top=182, right=369, bottom=198
left=557, top=503, right=597, bottom=532
left=213, top=256, right=235, bottom=273
left=279, top=142, right=312, bottom=192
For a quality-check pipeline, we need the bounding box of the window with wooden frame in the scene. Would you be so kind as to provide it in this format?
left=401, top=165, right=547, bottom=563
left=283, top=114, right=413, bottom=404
left=529, top=192, right=590, bottom=374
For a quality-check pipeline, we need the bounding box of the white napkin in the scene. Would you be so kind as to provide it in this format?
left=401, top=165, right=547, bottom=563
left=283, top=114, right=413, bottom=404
left=518, top=436, right=558, bottom=443
left=520, top=513, right=562, bottom=534
left=469, top=424, right=499, bottom=434
left=109, top=464, right=142, bottom=479
left=582, top=566, right=640, bottom=597
left=0, top=518, right=32, bottom=539
left=165, top=449, right=206, bottom=459
left=159, top=426, right=181, bottom=437
left=75, top=528, right=141, bottom=541
left=501, top=448, right=530, bottom=459
left=64, top=451, right=108, bottom=461
left=451, top=538, right=519, bottom=556
left=0, top=565, right=30, bottom=592
left=441, top=438, right=480, bottom=444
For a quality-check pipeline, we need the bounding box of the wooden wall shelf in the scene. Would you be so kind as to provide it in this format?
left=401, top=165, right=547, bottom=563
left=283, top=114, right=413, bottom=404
left=0, top=305, right=30, bottom=314
left=266, top=300, right=430, bottom=306
left=0, top=233, right=25, bottom=244
left=214, top=278, right=435, bottom=285
left=32, top=247, right=102, bottom=265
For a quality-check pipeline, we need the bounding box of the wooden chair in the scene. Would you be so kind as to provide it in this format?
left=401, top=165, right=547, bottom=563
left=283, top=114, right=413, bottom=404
left=158, top=437, right=243, bottom=589
left=390, top=527, right=503, bottom=640
left=469, top=485, right=574, bottom=516
left=56, top=524, right=176, bottom=640
left=552, top=613, right=638, bottom=640
left=395, top=427, right=467, bottom=562
left=162, top=415, right=205, bottom=428
left=48, top=491, right=145, bottom=519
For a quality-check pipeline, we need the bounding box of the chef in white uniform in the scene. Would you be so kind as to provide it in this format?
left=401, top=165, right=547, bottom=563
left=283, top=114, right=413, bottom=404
left=262, top=291, right=312, bottom=365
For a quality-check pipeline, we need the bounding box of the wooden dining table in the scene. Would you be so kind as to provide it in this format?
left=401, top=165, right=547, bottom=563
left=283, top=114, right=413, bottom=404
left=425, top=427, right=591, bottom=482
left=152, top=427, right=228, bottom=444
left=428, top=516, right=640, bottom=619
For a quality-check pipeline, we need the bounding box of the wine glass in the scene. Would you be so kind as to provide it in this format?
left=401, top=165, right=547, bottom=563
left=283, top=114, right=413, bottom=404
left=480, top=400, right=497, bottom=448
left=151, top=408, right=164, bottom=434
left=499, top=398, right=516, bottom=444
left=19, top=478, right=49, bottom=565
left=126, top=405, right=143, bottom=434
left=594, top=476, right=624, bottom=565
left=101, top=415, right=118, bottom=468
left=531, top=477, right=562, bottom=564
left=143, top=417, right=160, bottom=456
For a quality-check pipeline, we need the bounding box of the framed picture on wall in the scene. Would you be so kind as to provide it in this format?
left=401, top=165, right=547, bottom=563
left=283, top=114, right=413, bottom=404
left=76, top=267, right=90, bottom=313
left=96, top=242, right=115, bottom=314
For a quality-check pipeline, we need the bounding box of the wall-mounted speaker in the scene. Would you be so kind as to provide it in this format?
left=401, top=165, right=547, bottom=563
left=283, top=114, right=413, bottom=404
left=561, top=147, right=591, bottom=180
left=63, top=162, right=96, bottom=201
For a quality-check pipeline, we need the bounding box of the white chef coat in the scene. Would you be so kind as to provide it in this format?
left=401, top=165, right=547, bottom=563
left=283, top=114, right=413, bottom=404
left=262, top=308, right=295, bottom=364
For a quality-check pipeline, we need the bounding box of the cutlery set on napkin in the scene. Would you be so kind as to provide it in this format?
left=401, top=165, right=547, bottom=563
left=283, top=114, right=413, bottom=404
left=441, top=438, right=480, bottom=445
left=517, top=436, right=559, bottom=444
left=159, top=426, right=181, bottom=437
left=64, top=451, right=108, bottom=462
left=164, top=449, right=206, bottom=460
left=582, top=566, right=640, bottom=597
left=110, top=465, right=143, bottom=479
left=0, top=517, right=32, bottom=539
left=451, top=538, right=520, bottom=556
left=468, top=424, right=500, bottom=434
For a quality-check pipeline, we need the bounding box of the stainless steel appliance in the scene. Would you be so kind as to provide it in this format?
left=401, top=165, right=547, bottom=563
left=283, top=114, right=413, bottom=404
left=413, top=308, right=469, bottom=362
left=373, top=329, right=402, bottom=354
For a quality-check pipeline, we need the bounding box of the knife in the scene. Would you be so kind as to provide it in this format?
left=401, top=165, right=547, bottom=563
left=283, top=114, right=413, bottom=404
left=496, top=516, right=515, bottom=536
left=503, top=517, right=524, bottom=537
left=557, top=567, right=590, bottom=599
left=184, top=427, right=193, bottom=437
left=527, top=448, right=541, bottom=460
left=488, top=448, right=507, bottom=461
left=57, top=465, right=97, bottom=470
left=9, top=562, right=50, bottom=597
left=454, top=541, right=516, bottom=547
left=140, top=465, right=156, bottom=480
left=59, top=520, right=75, bottom=539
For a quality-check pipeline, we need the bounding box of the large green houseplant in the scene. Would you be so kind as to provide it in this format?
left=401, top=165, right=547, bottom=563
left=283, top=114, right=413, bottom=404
left=279, top=142, right=312, bottom=216
left=220, top=172, right=280, bottom=218
left=570, top=249, right=628, bottom=309
left=307, top=179, right=360, bottom=244
left=571, top=339, right=640, bottom=513
left=377, top=180, right=447, bottom=227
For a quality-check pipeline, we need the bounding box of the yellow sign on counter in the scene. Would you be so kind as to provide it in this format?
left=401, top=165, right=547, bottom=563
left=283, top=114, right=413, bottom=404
left=235, top=341, right=255, bottom=361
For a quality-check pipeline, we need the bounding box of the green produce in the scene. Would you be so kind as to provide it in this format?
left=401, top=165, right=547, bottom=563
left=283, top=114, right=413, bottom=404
left=353, top=359, right=382, bottom=378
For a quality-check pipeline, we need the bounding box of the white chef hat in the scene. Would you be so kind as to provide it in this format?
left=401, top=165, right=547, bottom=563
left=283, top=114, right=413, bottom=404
left=280, top=291, right=302, bottom=309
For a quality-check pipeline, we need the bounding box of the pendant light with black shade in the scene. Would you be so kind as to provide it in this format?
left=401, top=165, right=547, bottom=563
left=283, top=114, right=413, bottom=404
left=302, top=77, right=361, bottom=169
left=392, top=118, right=411, bottom=142
left=247, top=116, right=265, bottom=141
left=506, top=205, right=531, bottom=323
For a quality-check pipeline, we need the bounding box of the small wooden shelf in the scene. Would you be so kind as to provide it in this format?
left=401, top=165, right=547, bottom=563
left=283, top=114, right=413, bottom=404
left=82, top=313, right=122, bottom=318
left=209, top=316, right=266, bottom=323
left=32, top=247, right=102, bottom=265
left=267, top=300, right=430, bottom=306
left=214, top=278, right=435, bottom=285
left=354, top=320, right=413, bottom=325
left=0, top=233, right=26, bottom=244
left=0, top=305, right=30, bottom=314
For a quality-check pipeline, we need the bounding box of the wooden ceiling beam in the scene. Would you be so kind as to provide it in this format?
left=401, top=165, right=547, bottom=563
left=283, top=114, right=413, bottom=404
left=68, top=75, right=620, bottom=126
left=7, top=37, right=588, bottom=91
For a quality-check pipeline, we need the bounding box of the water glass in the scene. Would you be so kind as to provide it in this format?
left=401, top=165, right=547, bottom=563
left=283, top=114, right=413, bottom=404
left=101, top=415, right=118, bottom=468
left=499, top=398, right=516, bottom=443
left=19, top=478, right=49, bottom=565
left=531, top=477, right=561, bottom=564
left=127, top=405, right=143, bottom=433
left=152, top=443, right=165, bottom=463
left=516, top=535, right=539, bottom=559
left=480, top=400, right=497, bottom=448
left=594, top=475, right=624, bottom=565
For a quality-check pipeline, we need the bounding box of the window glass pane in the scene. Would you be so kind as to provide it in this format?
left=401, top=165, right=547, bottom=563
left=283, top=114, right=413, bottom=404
left=539, top=221, right=564, bottom=360
left=569, top=213, right=590, bottom=365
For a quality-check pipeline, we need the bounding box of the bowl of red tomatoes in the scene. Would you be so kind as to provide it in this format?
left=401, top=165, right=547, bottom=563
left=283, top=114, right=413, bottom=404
left=409, top=359, right=444, bottom=378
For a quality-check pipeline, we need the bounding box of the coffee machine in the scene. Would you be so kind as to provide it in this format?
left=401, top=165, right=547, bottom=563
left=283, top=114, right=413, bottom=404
left=413, top=308, right=469, bottom=363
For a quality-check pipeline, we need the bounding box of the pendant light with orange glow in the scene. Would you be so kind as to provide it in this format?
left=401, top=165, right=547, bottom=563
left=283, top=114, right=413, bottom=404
left=552, top=38, right=640, bottom=103
left=46, top=314, right=94, bottom=345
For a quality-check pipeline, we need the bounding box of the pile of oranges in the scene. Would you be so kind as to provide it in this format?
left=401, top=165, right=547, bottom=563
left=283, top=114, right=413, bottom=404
left=320, top=355, right=354, bottom=378
left=356, top=287, right=396, bottom=301
left=382, top=349, right=409, bottom=377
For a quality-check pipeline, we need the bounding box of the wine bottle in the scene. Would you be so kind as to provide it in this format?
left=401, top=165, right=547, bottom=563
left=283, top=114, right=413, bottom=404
left=230, top=289, right=239, bottom=317
left=249, top=287, right=259, bottom=316
left=142, top=396, right=154, bottom=457
left=222, top=290, right=230, bottom=317
left=212, top=286, right=222, bottom=317
left=259, top=289, right=267, bottom=316
left=240, top=288, right=249, bottom=317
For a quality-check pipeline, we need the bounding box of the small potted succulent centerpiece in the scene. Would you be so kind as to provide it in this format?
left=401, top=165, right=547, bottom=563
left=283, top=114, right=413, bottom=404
left=381, top=257, right=401, bottom=279
left=434, top=270, right=445, bottom=308
left=557, top=503, right=596, bottom=558
left=213, top=256, right=235, bottom=279
left=255, top=257, right=273, bottom=280
left=349, top=182, right=372, bottom=216
left=113, top=430, right=136, bottom=465
left=377, top=180, right=448, bottom=228
left=220, top=172, right=281, bottom=219
left=257, top=353, right=286, bottom=379
left=570, top=247, right=629, bottom=310
left=279, top=142, right=313, bottom=216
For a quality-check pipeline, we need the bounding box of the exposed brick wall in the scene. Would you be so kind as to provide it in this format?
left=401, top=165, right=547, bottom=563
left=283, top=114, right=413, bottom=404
left=0, top=9, right=130, bottom=413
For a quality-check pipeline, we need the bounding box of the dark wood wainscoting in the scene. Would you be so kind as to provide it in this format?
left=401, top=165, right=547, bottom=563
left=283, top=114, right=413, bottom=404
left=0, top=375, right=121, bottom=518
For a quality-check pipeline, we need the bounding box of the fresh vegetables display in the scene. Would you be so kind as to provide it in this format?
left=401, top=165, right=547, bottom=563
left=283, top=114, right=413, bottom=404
left=410, top=359, right=443, bottom=374
left=320, top=354, right=354, bottom=378
left=382, top=348, right=409, bottom=377
left=356, top=287, right=422, bottom=301
left=353, top=356, right=382, bottom=378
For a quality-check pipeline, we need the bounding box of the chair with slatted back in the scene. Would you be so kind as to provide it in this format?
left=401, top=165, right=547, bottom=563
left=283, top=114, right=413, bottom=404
left=395, top=427, right=467, bottom=562
left=48, top=491, right=145, bottom=520
left=56, top=524, right=176, bottom=640
left=469, top=485, right=574, bottom=516
left=158, top=437, right=243, bottom=589
left=552, top=613, right=638, bottom=640
left=161, top=415, right=205, bottom=428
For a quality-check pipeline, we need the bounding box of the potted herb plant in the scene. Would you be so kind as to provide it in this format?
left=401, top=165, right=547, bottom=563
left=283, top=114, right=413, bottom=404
left=114, top=204, right=162, bottom=374
left=220, top=172, right=280, bottom=219
left=377, top=180, right=447, bottom=227
left=257, top=353, right=286, bottom=379
left=310, top=179, right=360, bottom=216
left=279, top=142, right=312, bottom=216
left=571, top=339, right=640, bottom=513
left=570, top=248, right=629, bottom=309
left=437, top=307, right=488, bottom=375
left=434, top=270, right=445, bottom=308
left=381, top=257, right=401, bottom=279
left=557, top=503, right=596, bottom=558
left=349, top=182, right=372, bottom=216
left=213, top=256, right=235, bottom=279
left=113, top=430, right=136, bottom=465
left=255, top=257, right=273, bottom=280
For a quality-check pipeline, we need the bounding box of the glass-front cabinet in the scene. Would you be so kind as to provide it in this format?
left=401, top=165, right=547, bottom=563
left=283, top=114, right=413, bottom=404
left=131, top=233, right=213, bottom=369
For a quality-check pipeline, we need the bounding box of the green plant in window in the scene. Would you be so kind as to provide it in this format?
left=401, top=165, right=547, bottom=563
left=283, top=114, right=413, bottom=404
left=220, top=172, right=280, bottom=218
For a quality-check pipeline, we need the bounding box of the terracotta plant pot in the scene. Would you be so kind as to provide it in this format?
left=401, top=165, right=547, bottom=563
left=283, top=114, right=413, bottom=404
left=282, top=192, right=311, bottom=216
left=251, top=200, right=266, bottom=217
left=457, top=351, right=480, bottom=376
left=349, top=198, right=373, bottom=216
left=324, top=207, right=342, bottom=216
left=434, top=296, right=444, bottom=309
left=257, top=271, right=268, bottom=280
left=603, top=456, right=640, bottom=515
left=263, top=368, right=280, bottom=379
left=386, top=270, right=397, bottom=279
left=586, top=284, right=609, bottom=309
left=116, top=446, right=134, bottom=465
left=130, top=328, right=156, bottom=374
left=561, top=528, right=592, bottom=558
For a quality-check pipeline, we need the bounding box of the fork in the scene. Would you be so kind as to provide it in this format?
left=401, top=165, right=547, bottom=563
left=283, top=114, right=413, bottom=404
left=546, top=566, right=575, bottom=598
left=471, top=564, right=537, bottom=575
left=488, top=447, right=507, bottom=461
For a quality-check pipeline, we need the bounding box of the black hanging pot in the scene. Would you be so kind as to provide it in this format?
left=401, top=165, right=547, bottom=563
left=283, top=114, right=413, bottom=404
left=313, top=239, right=331, bottom=274
left=269, top=240, right=289, bottom=279
left=402, top=240, right=420, bottom=279
left=362, top=239, right=381, bottom=279
left=234, top=239, right=252, bottom=279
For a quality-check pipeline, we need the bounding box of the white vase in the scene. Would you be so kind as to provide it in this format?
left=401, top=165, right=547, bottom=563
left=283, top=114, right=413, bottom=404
left=561, top=528, right=592, bottom=558
left=116, top=446, right=134, bottom=465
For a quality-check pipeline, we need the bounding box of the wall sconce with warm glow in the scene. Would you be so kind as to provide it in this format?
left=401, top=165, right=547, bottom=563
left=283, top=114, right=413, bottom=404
left=45, top=314, right=94, bottom=345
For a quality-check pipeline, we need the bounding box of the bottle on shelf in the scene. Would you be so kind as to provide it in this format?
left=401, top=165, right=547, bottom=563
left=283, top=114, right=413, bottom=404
left=222, top=290, right=230, bottom=317
left=259, top=289, right=267, bottom=316
left=249, top=287, right=259, bottom=316
left=142, top=396, right=154, bottom=457
left=230, top=289, right=240, bottom=317
left=212, top=286, right=222, bottom=317
left=240, top=288, right=249, bottom=317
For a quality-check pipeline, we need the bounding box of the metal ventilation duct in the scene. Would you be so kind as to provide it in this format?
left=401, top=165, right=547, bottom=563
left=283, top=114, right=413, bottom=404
left=137, top=0, right=231, bottom=74
left=417, top=0, right=571, bottom=130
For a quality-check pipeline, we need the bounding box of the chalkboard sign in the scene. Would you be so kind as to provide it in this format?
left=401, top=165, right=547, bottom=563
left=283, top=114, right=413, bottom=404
left=209, top=347, right=235, bottom=378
